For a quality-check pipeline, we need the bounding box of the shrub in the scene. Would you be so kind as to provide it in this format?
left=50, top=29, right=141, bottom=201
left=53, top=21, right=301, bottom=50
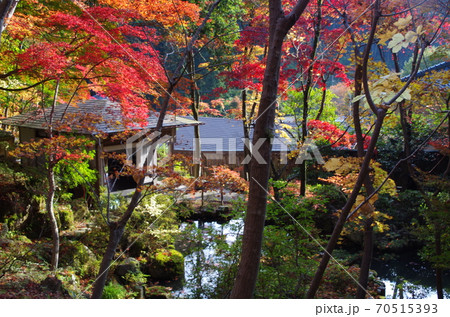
left=102, top=282, right=127, bottom=299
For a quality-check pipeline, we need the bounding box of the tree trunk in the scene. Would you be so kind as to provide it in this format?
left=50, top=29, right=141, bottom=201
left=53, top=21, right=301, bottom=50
left=91, top=186, right=142, bottom=298
left=91, top=83, right=175, bottom=298
left=91, top=223, right=126, bottom=299
left=299, top=0, right=321, bottom=196
left=47, top=164, right=60, bottom=271
left=314, top=87, right=327, bottom=121
left=355, top=217, right=374, bottom=298
left=307, top=0, right=388, bottom=298
left=0, top=0, right=19, bottom=42
left=230, top=0, right=311, bottom=299
left=353, top=60, right=376, bottom=299
left=242, top=89, right=250, bottom=180
left=189, top=52, right=201, bottom=178
left=91, top=2, right=226, bottom=297
left=47, top=80, right=60, bottom=271
left=306, top=109, right=386, bottom=298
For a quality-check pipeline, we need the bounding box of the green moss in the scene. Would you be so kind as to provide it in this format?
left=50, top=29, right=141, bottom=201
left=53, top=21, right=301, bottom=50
left=70, top=198, right=90, bottom=222
left=79, top=257, right=101, bottom=279
left=59, top=240, right=97, bottom=271
left=13, top=234, right=32, bottom=243
left=56, top=205, right=74, bottom=230
left=147, top=248, right=184, bottom=281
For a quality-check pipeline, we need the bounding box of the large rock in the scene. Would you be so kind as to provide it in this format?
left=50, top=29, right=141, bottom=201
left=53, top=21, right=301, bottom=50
left=40, top=275, right=68, bottom=297
left=59, top=240, right=97, bottom=268
left=145, top=248, right=184, bottom=282
left=114, top=257, right=142, bottom=285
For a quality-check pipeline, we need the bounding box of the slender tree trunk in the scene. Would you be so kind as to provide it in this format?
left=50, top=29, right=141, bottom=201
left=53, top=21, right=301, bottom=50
left=307, top=0, right=390, bottom=298
left=91, top=2, right=226, bottom=298
left=91, top=186, right=142, bottom=298
left=230, top=0, right=311, bottom=298
left=47, top=164, right=59, bottom=271
left=242, top=89, right=250, bottom=180
left=47, top=80, right=60, bottom=271
left=394, top=54, right=414, bottom=185
left=299, top=0, right=322, bottom=196
left=91, top=223, right=126, bottom=299
left=353, top=60, right=376, bottom=299
left=188, top=52, right=201, bottom=177
left=91, top=83, right=177, bottom=298
left=0, top=0, right=19, bottom=43
left=314, top=87, right=327, bottom=121
left=355, top=216, right=374, bottom=298
left=307, top=109, right=386, bottom=298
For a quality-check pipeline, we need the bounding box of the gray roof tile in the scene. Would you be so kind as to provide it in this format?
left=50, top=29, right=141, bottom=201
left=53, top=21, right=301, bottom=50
left=0, top=99, right=201, bottom=134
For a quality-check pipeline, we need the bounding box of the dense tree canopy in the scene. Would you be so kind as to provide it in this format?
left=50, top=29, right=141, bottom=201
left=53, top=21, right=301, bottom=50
left=0, top=0, right=448, bottom=301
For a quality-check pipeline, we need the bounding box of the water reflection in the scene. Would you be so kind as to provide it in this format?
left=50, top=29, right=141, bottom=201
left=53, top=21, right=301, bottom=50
left=173, top=220, right=242, bottom=298
left=372, top=252, right=450, bottom=299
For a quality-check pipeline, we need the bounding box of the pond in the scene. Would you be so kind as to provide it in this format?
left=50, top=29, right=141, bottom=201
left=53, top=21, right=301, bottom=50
left=173, top=220, right=449, bottom=299
left=371, top=251, right=450, bottom=299
left=173, top=219, right=243, bottom=298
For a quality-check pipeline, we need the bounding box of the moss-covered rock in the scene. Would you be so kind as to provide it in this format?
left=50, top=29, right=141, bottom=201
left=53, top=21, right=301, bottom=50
left=56, top=205, right=74, bottom=231
left=19, top=196, right=52, bottom=239
left=70, top=198, right=90, bottom=222
left=59, top=240, right=97, bottom=270
left=145, top=248, right=184, bottom=282
left=114, top=257, right=142, bottom=285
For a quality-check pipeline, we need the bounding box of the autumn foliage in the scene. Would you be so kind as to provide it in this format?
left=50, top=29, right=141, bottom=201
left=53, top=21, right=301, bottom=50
left=307, top=120, right=372, bottom=149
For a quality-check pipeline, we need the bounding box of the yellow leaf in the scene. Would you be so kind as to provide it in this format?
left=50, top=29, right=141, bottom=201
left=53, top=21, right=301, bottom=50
left=378, top=30, right=396, bottom=45
left=368, top=194, right=378, bottom=205
left=323, top=157, right=342, bottom=172
left=394, top=15, right=412, bottom=29
left=416, top=25, right=424, bottom=35
left=405, top=30, right=418, bottom=43
left=387, top=33, right=404, bottom=49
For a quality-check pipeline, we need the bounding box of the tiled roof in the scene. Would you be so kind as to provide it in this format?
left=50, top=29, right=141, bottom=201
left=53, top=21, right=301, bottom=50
left=175, top=116, right=294, bottom=152
left=0, top=99, right=201, bottom=134
left=401, top=61, right=450, bottom=81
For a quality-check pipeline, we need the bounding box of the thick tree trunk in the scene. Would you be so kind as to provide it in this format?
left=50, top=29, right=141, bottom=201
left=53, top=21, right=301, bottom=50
left=230, top=0, right=311, bottom=299
left=230, top=30, right=282, bottom=299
